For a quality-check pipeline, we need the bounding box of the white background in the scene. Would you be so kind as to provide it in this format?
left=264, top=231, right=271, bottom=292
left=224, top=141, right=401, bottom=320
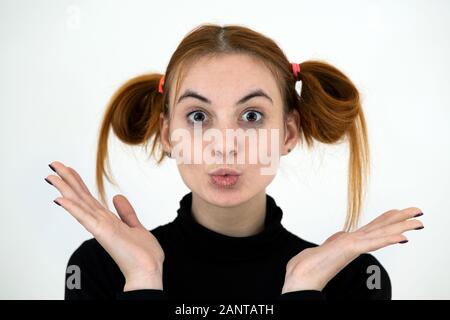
left=1, top=0, right=449, bottom=299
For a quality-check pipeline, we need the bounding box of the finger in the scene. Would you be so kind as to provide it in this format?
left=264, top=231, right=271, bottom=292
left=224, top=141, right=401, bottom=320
left=356, top=233, right=409, bottom=253
left=66, top=166, right=91, bottom=195
left=66, top=166, right=103, bottom=210
left=366, top=218, right=424, bottom=239
left=113, top=194, right=142, bottom=228
left=359, top=207, right=423, bottom=234
left=46, top=174, right=94, bottom=214
left=54, top=196, right=99, bottom=235
left=49, top=161, right=91, bottom=201
left=47, top=161, right=102, bottom=212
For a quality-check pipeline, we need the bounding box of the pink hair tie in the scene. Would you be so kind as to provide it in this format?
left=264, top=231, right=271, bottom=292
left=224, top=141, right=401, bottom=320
left=158, top=75, right=165, bottom=93
left=291, top=62, right=303, bottom=96
left=291, top=62, right=301, bottom=79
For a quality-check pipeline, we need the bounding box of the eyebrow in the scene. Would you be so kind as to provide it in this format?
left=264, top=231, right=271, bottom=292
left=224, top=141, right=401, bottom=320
left=176, top=89, right=273, bottom=106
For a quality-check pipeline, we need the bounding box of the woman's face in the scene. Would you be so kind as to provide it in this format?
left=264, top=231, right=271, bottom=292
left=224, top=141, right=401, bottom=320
left=161, top=54, right=298, bottom=207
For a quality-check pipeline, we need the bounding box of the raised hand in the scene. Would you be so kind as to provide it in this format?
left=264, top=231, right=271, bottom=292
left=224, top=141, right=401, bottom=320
left=281, top=207, right=424, bottom=294
left=45, top=161, right=165, bottom=292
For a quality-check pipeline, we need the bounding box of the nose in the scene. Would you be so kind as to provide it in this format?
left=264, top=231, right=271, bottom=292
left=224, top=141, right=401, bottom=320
left=212, top=135, right=238, bottom=161
left=209, top=126, right=240, bottom=163
left=214, top=147, right=237, bottom=160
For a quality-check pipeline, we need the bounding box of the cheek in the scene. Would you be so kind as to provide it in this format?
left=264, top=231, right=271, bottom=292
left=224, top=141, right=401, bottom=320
left=177, top=163, right=204, bottom=187
left=253, top=114, right=285, bottom=154
left=248, top=127, right=283, bottom=161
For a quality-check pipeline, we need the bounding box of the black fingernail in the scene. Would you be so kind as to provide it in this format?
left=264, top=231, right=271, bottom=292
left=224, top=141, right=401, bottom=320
left=44, top=178, right=53, bottom=186
left=415, top=226, right=424, bottom=230
left=414, top=212, right=423, bottom=217
left=398, top=240, right=409, bottom=244
left=54, top=199, right=61, bottom=206
left=49, top=164, right=56, bottom=172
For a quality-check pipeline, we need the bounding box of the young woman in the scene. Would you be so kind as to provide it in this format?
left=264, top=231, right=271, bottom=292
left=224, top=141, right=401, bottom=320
left=45, top=24, right=424, bottom=300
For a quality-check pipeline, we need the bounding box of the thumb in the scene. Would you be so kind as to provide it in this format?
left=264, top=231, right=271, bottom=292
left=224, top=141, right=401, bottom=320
left=113, top=194, right=142, bottom=228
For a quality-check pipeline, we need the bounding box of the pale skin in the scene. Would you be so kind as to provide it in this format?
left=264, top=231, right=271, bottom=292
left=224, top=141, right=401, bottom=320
left=46, top=54, right=424, bottom=294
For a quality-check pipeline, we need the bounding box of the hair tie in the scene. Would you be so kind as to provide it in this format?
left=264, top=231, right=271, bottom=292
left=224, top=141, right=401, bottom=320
left=291, top=62, right=301, bottom=79
left=158, top=75, right=165, bottom=93
left=291, top=62, right=302, bottom=97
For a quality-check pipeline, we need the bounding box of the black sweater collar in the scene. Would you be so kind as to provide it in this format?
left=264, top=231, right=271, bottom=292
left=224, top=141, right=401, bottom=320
left=173, top=192, right=286, bottom=262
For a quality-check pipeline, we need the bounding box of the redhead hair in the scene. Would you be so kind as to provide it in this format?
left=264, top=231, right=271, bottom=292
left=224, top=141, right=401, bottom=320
left=95, top=23, right=370, bottom=232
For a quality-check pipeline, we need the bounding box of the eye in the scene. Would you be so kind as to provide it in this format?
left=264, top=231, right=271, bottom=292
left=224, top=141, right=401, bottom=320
left=187, top=110, right=209, bottom=124
left=241, top=110, right=263, bottom=122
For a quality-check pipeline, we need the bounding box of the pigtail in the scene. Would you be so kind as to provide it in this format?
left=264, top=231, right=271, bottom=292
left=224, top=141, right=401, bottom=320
left=95, top=74, right=166, bottom=209
left=295, top=60, right=370, bottom=231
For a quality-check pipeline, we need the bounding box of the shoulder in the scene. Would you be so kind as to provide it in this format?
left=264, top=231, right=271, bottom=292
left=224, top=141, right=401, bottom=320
left=324, top=252, right=392, bottom=299
left=67, top=238, right=104, bottom=265
left=283, top=228, right=318, bottom=248
left=280, top=227, right=320, bottom=258
left=67, top=237, right=114, bottom=267
left=65, top=238, right=123, bottom=299
left=149, top=221, right=173, bottom=243
left=66, top=237, right=123, bottom=284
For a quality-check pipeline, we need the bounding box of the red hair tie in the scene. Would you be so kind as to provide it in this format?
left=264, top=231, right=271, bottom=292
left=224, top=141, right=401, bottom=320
left=158, top=75, right=165, bottom=93
left=291, top=62, right=301, bottom=79
left=292, top=62, right=302, bottom=96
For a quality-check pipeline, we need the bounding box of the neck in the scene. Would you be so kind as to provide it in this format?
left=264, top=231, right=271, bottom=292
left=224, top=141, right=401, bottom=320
left=190, top=191, right=267, bottom=237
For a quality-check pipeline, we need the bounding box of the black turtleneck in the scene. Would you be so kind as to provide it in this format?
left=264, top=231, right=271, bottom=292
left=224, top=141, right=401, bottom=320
left=64, top=192, right=391, bottom=300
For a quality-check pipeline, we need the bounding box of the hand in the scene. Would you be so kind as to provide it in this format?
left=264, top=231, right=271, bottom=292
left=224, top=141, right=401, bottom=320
left=281, top=207, right=424, bottom=294
left=45, top=161, right=165, bottom=291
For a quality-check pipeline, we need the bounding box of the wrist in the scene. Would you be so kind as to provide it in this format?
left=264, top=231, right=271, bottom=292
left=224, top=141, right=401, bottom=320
left=281, top=266, right=324, bottom=294
left=281, top=279, right=323, bottom=294
left=124, top=270, right=163, bottom=292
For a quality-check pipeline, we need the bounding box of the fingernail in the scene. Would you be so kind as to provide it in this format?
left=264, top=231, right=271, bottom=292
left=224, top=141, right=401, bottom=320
left=398, top=240, right=409, bottom=244
left=415, top=226, right=424, bottom=230
left=54, top=199, right=61, bottom=206
left=44, top=177, right=53, bottom=186
left=414, top=212, right=423, bottom=217
left=49, top=163, right=56, bottom=173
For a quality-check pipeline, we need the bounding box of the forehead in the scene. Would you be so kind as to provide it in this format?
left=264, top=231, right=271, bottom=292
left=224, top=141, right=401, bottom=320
left=171, top=54, right=281, bottom=106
